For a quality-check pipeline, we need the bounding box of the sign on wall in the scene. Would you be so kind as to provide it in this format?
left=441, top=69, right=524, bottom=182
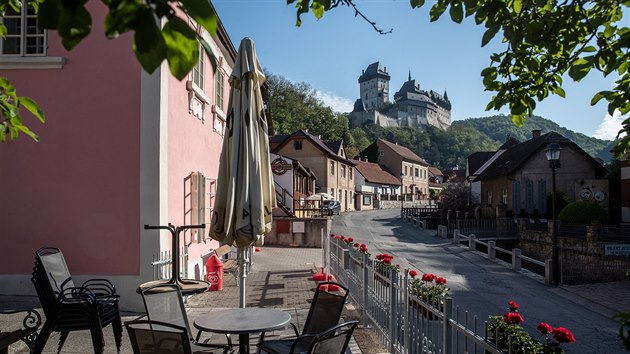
left=604, top=244, right=630, bottom=256
left=271, top=157, right=292, bottom=175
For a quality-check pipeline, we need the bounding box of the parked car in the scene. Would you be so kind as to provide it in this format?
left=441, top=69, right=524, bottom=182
left=322, top=200, right=341, bottom=216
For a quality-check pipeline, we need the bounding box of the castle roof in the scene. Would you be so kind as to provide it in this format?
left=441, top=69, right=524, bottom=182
left=358, top=62, right=390, bottom=83
left=352, top=98, right=366, bottom=113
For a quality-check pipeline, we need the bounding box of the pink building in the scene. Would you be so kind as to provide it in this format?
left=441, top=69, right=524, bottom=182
left=0, top=2, right=235, bottom=310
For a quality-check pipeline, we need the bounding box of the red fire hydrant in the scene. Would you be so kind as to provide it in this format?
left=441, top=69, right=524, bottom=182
left=205, top=254, right=224, bottom=291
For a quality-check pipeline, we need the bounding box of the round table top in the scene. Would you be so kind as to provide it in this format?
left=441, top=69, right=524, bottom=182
left=136, top=279, right=209, bottom=295
left=193, top=308, right=291, bottom=334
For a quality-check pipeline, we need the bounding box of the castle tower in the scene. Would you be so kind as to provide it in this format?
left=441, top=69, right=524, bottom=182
left=358, top=62, right=390, bottom=110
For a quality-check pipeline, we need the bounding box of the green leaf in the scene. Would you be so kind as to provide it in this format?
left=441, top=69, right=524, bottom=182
left=512, top=0, right=522, bottom=13
left=410, top=0, right=425, bottom=8
left=132, top=9, right=167, bottom=73
left=38, top=0, right=61, bottom=29
left=590, top=91, right=613, bottom=105
left=311, top=1, right=324, bottom=19
left=511, top=114, right=525, bottom=127
left=481, top=26, right=499, bottom=47
left=429, top=0, right=448, bottom=22
left=58, top=5, right=92, bottom=50
left=552, top=86, right=566, bottom=98
left=449, top=2, right=463, bottom=23
left=0, top=24, right=7, bottom=37
left=18, top=96, right=45, bottom=123
left=162, top=17, right=198, bottom=80
left=15, top=124, right=39, bottom=141
left=582, top=46, right=597, bottom=53
left=179, top=0, right=217, bottom=35
left=568, top=57, right=593, bottom=81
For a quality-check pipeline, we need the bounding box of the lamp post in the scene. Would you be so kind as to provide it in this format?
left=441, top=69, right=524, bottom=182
left=400, top=172, right=404, bottom=218
left=545, top=143, right=561, bottom=285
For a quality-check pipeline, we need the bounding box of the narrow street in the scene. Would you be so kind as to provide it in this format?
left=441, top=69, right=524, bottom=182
left=331, top=209, right=626, bottom=354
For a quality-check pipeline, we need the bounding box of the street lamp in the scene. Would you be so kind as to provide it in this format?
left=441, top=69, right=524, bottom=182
left=400, top=172, right=404, bottom=218
left=545, top=143, right=561, bottom=285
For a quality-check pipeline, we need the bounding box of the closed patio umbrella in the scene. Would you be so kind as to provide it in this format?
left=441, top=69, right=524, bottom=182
left=210, top=37, right=275, bottom=308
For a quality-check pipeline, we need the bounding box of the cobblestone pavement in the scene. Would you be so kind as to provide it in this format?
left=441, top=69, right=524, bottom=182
left=0, top=247, right=364, bottom=353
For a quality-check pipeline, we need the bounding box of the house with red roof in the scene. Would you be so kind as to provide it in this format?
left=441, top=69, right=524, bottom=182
left=271, top=130, right=356, bottom=212
left=352, top=159, right=402, bottom=210
left=358, top=138, right=430, bottom=201
left=472, top=130, right=608, bottom=216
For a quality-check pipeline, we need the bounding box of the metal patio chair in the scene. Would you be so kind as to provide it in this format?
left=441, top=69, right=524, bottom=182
left=125, top=320, right=223, bottom=354
left=257, top=321, right=358, bottom=354
left=31, top=247, right=122, bottom=353
left=257, top=282, right=349, bottom=353
left=140, top=284, right=232, bottom=350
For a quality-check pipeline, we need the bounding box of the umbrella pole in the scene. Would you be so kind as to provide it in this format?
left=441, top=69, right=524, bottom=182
left=238, top=247, right=247, bottom=308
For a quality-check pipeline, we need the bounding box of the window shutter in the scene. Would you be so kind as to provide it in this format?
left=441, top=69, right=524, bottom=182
left=538, top=179, right=547, bottom=214
left=525, top=178, right=534, bottom=214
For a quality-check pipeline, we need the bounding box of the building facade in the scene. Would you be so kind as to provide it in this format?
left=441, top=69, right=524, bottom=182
left=0, top=2, right=236, bottom=310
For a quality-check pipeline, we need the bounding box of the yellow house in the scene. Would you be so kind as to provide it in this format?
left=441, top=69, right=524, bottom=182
left=271, top=130, right=356, bottom=211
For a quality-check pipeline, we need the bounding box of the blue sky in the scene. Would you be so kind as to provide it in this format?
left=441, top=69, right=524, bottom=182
left=213, top=0, right=626, bottom=140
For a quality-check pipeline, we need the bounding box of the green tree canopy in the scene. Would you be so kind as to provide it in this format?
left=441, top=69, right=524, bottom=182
left=289, top=0, right=629, bottom=156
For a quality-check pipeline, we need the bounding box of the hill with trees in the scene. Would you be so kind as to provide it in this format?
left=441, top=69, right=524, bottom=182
left=266, top=72, right=615, bottom=169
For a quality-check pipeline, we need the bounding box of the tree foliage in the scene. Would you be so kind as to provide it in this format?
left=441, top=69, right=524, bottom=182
left=290, top=0, right=629, bottom=156
left=0, top=0, right=219, bottom=142
left=454, top=115, right=614, bottom=160
left=266, top=72, right=350, bottom=143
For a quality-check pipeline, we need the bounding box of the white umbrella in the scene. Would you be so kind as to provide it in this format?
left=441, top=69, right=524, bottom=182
left=210, top=37, right=275, bottom=308
left=306, top=192, right=334, bottom=201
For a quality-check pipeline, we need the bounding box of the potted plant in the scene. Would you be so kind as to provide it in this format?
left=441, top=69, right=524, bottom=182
left=409, top=271, right=449, bottom=320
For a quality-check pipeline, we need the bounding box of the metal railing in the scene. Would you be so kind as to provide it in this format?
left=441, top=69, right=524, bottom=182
left=329, top=238, right=509, bottom=354
left=152, top=247, right=189, bottom=280
left=452, top=231, right=549, bottom=283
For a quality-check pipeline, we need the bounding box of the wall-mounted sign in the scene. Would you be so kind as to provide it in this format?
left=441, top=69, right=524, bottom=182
left=604, top=244, right=630, bottom=256
left=293, top=221, right=305, bottom=233
left=271, top=157, right=292, bottom=175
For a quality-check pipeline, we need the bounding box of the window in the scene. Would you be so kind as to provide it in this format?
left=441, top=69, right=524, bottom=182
left=215, top=69, right=224, bottom=111
left=502, top=189, right=508, bottom=205
left=404, top=166, right=408, bottom=175
left=294, top=140, right=302, bottom=150
left=415, top=168, right=419, bottom=178
left=330, top=161, right=335, bottom=175
left=341, top=165, right=346, bottom=178
left=363, top=195, right=371, bottom=206
left=487, top=191, right=493, bottom=206
left=349, top=168, right=353, bottom=179
left=1, top=5, right=45, bottom=56
left=192, top=47, right=205, bottom=90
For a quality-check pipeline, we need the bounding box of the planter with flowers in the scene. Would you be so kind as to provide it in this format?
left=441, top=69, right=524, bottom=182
left=486, top=300, right=576, bottom=353
left=373, top=253, right=399, bottom=288
left=408, top=271, right=450, bottom=320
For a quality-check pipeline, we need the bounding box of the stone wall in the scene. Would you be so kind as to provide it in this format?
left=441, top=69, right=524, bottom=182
left=264, top=217, right=331, bottom=247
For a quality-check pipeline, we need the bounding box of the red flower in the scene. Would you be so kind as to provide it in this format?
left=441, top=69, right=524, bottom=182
left=330, top=234, right=335, bottom=238
left=382, top=258, right=391, bottom=265
left=422, top=273, right=436, bottom=282
left=360, top=244, right=368, bottom=252
left=435, top=277, right=447, bottom=285
left=537, top=322, right=552, bottom=334
left=552, top=327, right=576, bottom=343
left=375, top=254, right=384, bottom=260
left=353, top=242, right=360, bottom=247
left=409, top=270, right=418, bottom=278
left=508, top=300, right=519, bottom=311
left=396, top=264, right=400, bottom=268
left=347, top=237, right=354, bottom=242
left=503, top=312, right=523, bottom=325
left=340, top=236, right=346, bottom=241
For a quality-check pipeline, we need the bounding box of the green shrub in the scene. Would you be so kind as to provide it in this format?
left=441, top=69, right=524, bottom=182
left=558, top=201, right=610, bottom=225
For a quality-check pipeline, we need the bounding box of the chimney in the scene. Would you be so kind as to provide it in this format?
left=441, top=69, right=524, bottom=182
left=532, top=130, right=541, bottom=139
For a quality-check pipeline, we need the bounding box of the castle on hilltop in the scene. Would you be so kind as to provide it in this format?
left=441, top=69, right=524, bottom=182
left=348, top=62, right=452, bottom=130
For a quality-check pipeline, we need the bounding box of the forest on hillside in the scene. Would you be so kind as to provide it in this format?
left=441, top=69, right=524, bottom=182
left=266, top=72, right=615, bottom=169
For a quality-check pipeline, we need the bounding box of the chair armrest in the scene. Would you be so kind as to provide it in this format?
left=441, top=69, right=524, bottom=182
left=81, top=279, right=117, bottom=296
left=57, top=287, right=97, bottom=305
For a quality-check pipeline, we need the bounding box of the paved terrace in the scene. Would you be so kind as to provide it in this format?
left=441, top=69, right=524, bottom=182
left=0, top=247, right=372, bottom=353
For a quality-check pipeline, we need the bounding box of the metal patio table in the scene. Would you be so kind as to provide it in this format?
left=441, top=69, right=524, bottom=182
left=193, top=308, right=291, bottom=354
left=138, top=224, right=209, bottom=295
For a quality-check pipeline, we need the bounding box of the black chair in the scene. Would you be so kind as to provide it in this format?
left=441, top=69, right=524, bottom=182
left=140, top=284, right=232, bottom=349
left=31, top=247, right=122, bottom=353
left=257, top=321, right=358, bottom=354
left=257, top=282, right=349, bottom=354
left=125, top=320, right=221, bottom=354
